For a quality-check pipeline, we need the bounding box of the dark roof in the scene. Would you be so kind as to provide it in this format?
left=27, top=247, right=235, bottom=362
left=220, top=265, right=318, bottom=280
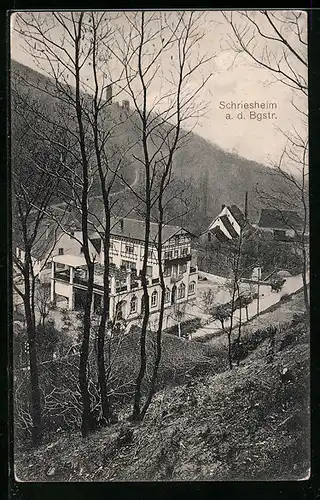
left=211, top=226, right=230, bottom=243
left=104, top=217, right=191, bottom=244
left=220, top=214, right=239, bottom=239
left=258, top=209, right=304, bottom=231
left=228, top=205, right=246, bottom=228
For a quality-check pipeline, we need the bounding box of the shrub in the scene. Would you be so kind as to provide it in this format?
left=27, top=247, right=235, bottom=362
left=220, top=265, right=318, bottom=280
left=280, top=293, right=291, bottom=303
left=231, top=325, right=279, bottom=362
left=163, top=318, right=202, bottom=339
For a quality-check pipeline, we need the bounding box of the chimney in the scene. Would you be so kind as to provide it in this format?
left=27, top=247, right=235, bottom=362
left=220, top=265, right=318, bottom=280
left=120, top=219, right=124, bottom=232
left=221, top=204, right=225, bottom=211
left=45, top=223, right=50, bottom=240
left=106, top=84, right=112, bottom=104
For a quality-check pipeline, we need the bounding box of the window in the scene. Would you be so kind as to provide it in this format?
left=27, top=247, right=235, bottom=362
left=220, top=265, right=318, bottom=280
left=146, top=266, right=152, bottom=277
left=174, top=249, right=179, bottom=258
left=164, top=251, right=173, bottom=260
left=182, top=247, right=188, bottom=256
left=58, top=248, right=64, bottom=255
left=151, top=290, right=158, bottom=308
left=130, top=295, right=137, bottom=314
left=122, top=260, right=136, bottom=271
left=188, top=281, right=195, bottom=295
left=172, top=265, right=178, bottom=277
left=180, top=263, right=187, bottom=274
left=178, top=282, right=186, bottom=299
left=165, top=287, right=171, bottom=303
left=125, top=243, right=134, bottom=254
left=164, top=265, right=171, bottom=277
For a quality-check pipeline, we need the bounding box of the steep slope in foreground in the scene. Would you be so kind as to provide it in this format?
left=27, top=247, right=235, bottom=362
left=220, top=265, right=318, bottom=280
left=15, top=315, right=309, bottom=481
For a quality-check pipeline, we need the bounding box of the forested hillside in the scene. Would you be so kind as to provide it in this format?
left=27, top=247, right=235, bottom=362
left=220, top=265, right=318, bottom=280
left=11, top=59, right=291, bottom=232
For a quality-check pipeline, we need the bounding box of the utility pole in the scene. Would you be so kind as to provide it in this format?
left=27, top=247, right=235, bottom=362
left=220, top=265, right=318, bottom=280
left=244, top=191, right=248, bottom=222
left=257, top=266, right=261, bottom=316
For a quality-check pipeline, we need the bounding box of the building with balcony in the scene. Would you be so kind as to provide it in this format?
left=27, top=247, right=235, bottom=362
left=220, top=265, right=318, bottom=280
left=49, top=217, right=198, bottom=325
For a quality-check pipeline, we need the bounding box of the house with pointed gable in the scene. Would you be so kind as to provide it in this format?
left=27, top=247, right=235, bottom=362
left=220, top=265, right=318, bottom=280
left=200, top=204, right=246, bottom=244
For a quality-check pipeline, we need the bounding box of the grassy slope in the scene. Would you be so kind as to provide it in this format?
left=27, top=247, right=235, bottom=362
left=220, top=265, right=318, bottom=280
left=15, top=300, right=309, bottom=481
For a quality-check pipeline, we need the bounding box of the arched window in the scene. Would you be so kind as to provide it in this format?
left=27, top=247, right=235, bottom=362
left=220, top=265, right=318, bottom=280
left=130, top=295, right=137, bottom=314
left=115, top=300, right=126, bottom=320
left=178, top=282, right=186, bottom=299
left=151, top=290, right=158, bottom=308
left=188, top=281, right=196, bottom=295
left=165, top=287, right=171, bottom=303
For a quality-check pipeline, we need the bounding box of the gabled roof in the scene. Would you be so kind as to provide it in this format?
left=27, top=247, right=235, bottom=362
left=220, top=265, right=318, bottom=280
left=13, top=211, right=81, bottom=262
left=211, top=226, right=230, bottom=243
left=228, top=205, right=246, bottom=228
left=220, top=214, right=239, bottom=239
left=258, top=209, right=304, bottom=231
left=97, top=217, right=193, bottom=244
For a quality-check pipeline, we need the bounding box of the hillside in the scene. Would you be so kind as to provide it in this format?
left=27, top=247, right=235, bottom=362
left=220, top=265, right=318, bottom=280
left=11, top=59, right=291, bottom=232
left=15, top=309, right=309, bottom=481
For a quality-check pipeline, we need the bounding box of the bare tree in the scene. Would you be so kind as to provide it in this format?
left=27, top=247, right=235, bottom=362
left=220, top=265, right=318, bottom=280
left=109, top=11, right=214, bottom=420
left=11, top=77, right=66, bottom=447
left=14, top=12, right=115, bottom=435
left=222, top=10, right=309, bottom=315
left=35, top=283, right=51, bottom=326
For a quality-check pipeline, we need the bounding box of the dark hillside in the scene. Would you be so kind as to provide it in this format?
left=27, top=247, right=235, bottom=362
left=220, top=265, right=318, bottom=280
left=11, top=60, right=292, bottom=232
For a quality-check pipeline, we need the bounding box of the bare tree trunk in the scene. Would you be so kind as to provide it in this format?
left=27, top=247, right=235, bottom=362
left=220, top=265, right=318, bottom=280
left=139, top=210, right=165, bottom=419
left=24, top=253, right=43, bottom=447
left=74, top=15, right=97, bottom=436
left=131, top=12, right=153, bottom=422
left=236, top=281, right=242, bottom=367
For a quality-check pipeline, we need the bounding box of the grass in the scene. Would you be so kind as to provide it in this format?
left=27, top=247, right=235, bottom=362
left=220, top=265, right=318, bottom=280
left=15, top=308, right=309, bottom=481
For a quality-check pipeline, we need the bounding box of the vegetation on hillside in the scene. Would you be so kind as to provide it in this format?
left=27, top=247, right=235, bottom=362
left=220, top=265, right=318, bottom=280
left=15, top=310, right=309, bottom=481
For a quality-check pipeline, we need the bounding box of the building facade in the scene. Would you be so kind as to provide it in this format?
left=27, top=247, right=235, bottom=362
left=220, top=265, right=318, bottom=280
left=49, top=217, right=198, bottom=326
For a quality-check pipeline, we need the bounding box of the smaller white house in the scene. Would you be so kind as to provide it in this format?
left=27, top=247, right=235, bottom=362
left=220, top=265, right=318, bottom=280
left=200, top=204, right=246, bottom=244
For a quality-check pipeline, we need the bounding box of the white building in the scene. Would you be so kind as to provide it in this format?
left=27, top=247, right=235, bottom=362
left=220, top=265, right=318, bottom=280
left=48, top=217, right=198, bottom=325
left=200, top=204, right=246, bottom=244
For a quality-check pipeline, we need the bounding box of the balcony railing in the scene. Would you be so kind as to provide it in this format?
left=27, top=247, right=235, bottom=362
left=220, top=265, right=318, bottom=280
left=164, top=254, right=191, bottom=264
left=121, top=251, right=138, bottom=259
left=54, top=272, right=69, bottom=282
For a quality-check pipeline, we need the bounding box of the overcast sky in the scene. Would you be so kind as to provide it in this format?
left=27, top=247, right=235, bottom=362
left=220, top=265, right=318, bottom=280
left=10, top=10, right=308, bottom=169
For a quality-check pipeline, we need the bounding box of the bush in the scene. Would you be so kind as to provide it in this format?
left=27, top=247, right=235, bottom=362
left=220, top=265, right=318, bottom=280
left=163, top=318, right=202, bottom=339
left=232, top=325, right=279, bottom=363
left=280, top=293, right=291, bottom=303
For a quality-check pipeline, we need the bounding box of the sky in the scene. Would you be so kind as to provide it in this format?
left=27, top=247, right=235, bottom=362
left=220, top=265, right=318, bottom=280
left=10, top=10, right=308, bottom=169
